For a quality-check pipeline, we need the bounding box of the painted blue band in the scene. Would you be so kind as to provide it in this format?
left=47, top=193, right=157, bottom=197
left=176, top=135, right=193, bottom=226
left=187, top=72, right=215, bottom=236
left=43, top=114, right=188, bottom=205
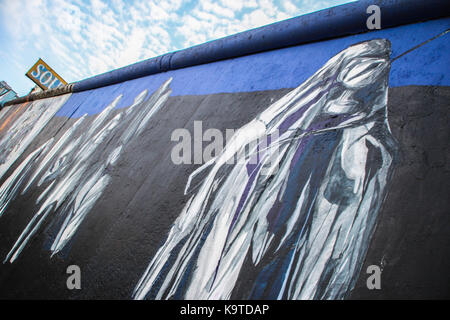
left=72, top=0, right=450, bottom=93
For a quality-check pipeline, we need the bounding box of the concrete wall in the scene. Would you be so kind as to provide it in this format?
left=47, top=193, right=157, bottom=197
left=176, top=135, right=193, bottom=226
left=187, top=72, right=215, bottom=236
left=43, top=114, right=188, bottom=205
left=0, top=13, right=448, bottom=299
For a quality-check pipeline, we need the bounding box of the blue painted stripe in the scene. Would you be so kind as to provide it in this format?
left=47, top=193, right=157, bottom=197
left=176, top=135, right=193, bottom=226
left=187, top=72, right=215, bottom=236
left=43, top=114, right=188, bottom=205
left=72, top=0, right=450, bottom=93
left=56, top=18, right=450, bottom=118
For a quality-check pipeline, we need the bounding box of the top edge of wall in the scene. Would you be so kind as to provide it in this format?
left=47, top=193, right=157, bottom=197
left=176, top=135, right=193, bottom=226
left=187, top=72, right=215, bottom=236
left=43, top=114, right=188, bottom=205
left=4, top=0, right=450, bottom=107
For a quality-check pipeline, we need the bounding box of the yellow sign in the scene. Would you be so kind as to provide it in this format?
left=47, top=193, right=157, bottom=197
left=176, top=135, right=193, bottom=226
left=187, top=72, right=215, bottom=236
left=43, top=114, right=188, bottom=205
left=25, top=58, right=67, bottom=90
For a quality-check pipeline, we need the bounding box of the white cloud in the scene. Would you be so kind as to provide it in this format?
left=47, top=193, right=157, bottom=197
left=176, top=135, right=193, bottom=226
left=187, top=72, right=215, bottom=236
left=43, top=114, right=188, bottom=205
left=0, top=0, right=354, bottom=88
left=243, top=9, right=274, bottom=28
left=281, top=0, right=298, bottom=14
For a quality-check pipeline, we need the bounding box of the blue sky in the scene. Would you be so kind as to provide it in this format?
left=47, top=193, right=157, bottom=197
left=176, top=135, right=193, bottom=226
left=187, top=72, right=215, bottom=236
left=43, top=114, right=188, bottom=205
left=0, top=0, right=353, bottom=96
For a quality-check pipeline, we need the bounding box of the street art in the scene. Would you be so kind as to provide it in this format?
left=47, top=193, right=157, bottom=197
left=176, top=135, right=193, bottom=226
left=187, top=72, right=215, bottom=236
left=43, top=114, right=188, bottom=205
left=133, top=39, right=397, bottom=300
left=0, top=95, right=70, bottom=182
left=0, top=0, right=447, bottom=300
left=0, top=78, right=172, bottom=262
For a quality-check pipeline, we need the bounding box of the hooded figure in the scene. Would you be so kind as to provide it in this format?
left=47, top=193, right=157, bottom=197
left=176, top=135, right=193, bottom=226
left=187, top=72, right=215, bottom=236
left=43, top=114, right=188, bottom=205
left=134, top=39, right=397, bottom=300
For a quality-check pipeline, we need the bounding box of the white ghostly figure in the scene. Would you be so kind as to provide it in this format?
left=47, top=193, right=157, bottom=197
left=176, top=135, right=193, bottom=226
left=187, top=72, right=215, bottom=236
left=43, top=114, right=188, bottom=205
left=133, top=39, right=397, bottom=300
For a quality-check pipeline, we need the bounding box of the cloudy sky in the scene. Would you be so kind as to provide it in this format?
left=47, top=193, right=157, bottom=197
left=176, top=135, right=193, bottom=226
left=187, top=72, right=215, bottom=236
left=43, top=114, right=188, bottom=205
left=0, top=0, right=353, bottom=96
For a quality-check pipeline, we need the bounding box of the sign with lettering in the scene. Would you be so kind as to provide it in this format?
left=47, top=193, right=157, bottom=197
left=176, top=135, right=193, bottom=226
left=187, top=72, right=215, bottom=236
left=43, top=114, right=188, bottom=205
left=25, top=58, right=67, bottom=90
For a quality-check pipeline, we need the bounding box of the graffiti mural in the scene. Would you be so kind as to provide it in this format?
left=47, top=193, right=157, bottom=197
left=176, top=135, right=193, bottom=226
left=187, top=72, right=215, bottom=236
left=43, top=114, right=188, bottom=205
left=133, top=39, right=397, bottom=300
left=0, top=13, right=448, bottom=299
left=0, top=95, right=70, bottom=182
left=0, top=79, right=172, bottom=262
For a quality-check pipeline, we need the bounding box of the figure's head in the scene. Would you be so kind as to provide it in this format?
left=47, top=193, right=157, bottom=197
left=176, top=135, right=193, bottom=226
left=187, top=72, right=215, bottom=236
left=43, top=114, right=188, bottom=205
left=261, top=39, right=391, bottom=135
left=324, top=39, right=391, bottom=122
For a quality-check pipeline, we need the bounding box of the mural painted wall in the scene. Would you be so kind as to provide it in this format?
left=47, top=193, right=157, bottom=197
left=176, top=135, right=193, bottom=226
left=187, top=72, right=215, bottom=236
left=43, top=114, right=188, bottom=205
left=0, top=17, right=448, bottom=299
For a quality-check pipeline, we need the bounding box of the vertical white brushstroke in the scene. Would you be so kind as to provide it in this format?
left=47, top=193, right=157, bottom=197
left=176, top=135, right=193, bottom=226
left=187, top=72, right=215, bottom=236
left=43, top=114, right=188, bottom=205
left=0, top=78, right=172, bottom=262
left=50, top=174, right=110, bottom=256
left=0, top=94, right=71, bottom=181
left=21, top=115, right=87, bottom=194
left=0, top=139, right=54, bottom=217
